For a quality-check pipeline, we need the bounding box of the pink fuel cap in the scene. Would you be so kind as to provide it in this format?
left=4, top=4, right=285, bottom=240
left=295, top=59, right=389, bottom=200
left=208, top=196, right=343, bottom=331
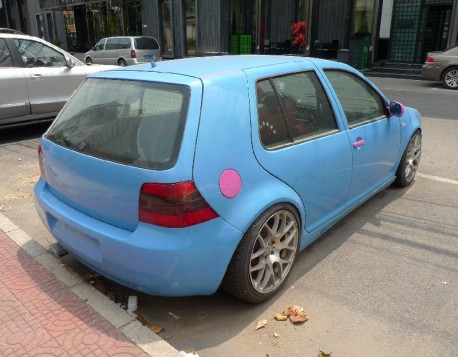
left=219, top=169, right=242, bottom=198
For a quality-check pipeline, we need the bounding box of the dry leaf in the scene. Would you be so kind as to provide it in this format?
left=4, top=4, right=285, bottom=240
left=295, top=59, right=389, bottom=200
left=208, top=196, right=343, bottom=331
left=318, top=350, right=332, bottom=357
left=283, top=304, right=309, bottom=324
left=136, top=314, right=164, bottom=333
left=274, top=312, right=288, bottom=321
left=255, top=319, right=268, bottom=330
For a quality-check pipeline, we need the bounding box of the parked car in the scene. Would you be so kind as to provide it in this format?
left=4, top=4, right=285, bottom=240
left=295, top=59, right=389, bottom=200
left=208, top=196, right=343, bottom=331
left=0, top=28, right=24, bottom=34
left=422, top=46, right=458, bottom=89
left=35, top=55, right=422, bottom=303
left=0, top=33, right=116, bottom=128
left=84, top=36, right=161, bottom=67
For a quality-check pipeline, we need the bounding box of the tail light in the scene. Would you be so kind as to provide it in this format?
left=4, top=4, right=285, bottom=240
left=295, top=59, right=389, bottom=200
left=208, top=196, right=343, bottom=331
left=425, top=57, right=434, bottom=63
left=139, top=181, right=219, bottom=228
left=38, top=145, right=46, bottom=180
left=131, top=49, right=136, bottom=58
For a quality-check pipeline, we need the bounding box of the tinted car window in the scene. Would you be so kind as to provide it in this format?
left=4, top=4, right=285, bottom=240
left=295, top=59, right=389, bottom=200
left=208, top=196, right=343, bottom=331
left=256, top=79, right=290, bottom=148
left=105, top=38, right=118, bottom=50
left=257, top=71, right=337, bottom=148
left=118, top=37, right=131, bottom=49
left=0, top=38, right=13, bottom=67
left=95, top=40, right=105, bottom=51
left=271, top=72, right=337, bottom=139
left=325, top=70, right=387, bottom=127
left=135, top=37, right=159, bottom=50
left=14, top=39, right=66, bottom=67
left=45, top=79, right=190, bottom=170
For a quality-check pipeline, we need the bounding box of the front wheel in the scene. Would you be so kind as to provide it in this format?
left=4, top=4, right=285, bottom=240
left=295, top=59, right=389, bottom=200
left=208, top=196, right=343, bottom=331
left=85, top=57, right=93, bottom=65
left=442, top=67, right=458, bottom=89
left=222, top=204, right=300, bottom=303
left=394, top=131, right=422, bottom=187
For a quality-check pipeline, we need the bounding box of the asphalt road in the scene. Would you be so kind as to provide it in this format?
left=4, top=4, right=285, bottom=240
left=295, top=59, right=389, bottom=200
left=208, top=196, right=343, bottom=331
left=0, top=77, right=457, bottom=357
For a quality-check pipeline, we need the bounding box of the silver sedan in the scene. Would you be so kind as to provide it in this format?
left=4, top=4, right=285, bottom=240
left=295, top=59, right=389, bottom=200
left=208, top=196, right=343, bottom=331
left=0, top=33, right=116, bottom=128
left=422, top=46, right=458, bottom=90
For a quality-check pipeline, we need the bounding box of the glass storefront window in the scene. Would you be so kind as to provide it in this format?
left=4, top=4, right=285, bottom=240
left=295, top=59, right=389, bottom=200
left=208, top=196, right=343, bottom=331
left=352, top=0, right=374, bottom=35
left=161, top=0, right=173, bottom=57
left=36, top=14, right=44, bottom=39
left=185, top=0, right=196, bottom=56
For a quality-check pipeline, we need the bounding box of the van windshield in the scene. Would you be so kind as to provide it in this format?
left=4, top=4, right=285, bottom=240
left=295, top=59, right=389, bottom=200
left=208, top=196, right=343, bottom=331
left=45, top=78, right=190, bottom=170
left=135, top=37, right=159, bottom=50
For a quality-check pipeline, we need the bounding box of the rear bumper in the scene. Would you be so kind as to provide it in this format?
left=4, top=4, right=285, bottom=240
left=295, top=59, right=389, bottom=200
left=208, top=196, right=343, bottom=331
left=34, top=178, right=242, bottom=296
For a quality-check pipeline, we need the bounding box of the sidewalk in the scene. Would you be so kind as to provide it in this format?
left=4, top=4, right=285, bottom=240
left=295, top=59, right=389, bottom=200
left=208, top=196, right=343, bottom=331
left=0, top=212, right=180, bottom=356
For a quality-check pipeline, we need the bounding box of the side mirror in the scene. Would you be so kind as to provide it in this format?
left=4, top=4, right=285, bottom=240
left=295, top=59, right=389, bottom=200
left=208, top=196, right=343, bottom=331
left=65, top=56, right=76, bottom=68
left=389, top=101, right=405, bottom=117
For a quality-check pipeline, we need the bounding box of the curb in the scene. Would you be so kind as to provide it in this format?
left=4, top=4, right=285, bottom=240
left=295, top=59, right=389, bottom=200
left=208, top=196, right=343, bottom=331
left=0, top=211, right=180, bottom=357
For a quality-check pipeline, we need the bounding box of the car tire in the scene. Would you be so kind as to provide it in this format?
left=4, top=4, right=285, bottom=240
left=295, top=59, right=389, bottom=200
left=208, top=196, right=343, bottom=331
left=118, top=59, right=127, bottom=67
left=222, top=204, right=300, bottom=303
left=442, top=67, right=458, bottom=90
left=394, top=131, right=422, bottom=187
left=85, top=57, right=93, bottom=65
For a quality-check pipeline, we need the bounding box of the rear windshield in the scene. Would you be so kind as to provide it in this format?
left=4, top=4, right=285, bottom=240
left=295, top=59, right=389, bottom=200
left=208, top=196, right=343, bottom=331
left=45, top=78, right=190, bottom=170
left=134, top=37, right=159, bottom=50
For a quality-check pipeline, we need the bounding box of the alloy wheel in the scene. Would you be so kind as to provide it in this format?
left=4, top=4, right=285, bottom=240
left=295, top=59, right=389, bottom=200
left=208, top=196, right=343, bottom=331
left=404, top=133, right=422, bottom=183
left=444, top=69, right=458, bottom=88
left=249, top=210, right=298, bottom=294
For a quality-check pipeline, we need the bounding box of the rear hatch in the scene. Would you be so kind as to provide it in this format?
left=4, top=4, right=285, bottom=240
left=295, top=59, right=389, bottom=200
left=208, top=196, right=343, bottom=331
left=41, top=70, right=202, bottom=231
left=134, top=37, right=161, bottom=62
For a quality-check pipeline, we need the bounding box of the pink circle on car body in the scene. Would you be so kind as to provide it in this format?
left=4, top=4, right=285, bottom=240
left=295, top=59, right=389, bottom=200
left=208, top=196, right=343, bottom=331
left=219, top=169, right=242, bottom=198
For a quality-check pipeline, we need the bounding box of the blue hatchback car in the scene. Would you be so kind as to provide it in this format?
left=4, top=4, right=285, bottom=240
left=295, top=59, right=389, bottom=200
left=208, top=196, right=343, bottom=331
left=35, top=55, right=422, bottom=303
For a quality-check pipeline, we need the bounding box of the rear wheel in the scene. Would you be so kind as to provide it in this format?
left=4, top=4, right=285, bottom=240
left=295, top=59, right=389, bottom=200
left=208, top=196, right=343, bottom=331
left=442, top=67, right=458, bottom=89
left=223, top=204, right=300, bottom=303
left=394, top=131, right=422, bottom=187
left=85, top=57, right=93, bottom=65
left=118, top=59, right=127, bottom=67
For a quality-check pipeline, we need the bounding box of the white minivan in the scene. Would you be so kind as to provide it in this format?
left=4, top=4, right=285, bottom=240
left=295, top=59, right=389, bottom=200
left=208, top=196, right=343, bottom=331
left=85, top=36, right=161, bottom=66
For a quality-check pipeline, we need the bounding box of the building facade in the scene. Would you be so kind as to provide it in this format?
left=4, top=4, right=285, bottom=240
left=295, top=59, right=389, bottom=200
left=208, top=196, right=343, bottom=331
left=2, top=0, right=458, bottom=65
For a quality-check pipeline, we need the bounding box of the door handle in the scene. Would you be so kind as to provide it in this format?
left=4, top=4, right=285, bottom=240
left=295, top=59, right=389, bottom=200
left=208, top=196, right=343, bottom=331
left=32, top=74, right=42, bottom=79
left=353, top=139, right=365, bottom=148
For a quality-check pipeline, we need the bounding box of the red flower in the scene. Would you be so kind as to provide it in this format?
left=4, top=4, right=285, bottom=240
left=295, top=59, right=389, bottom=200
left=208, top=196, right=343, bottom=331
left=291, top=21, right=307, bottom=48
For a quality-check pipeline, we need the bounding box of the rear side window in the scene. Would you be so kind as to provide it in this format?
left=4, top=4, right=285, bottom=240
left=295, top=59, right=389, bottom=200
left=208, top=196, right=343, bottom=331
left=45, top=79, right=190, bottom=170
left=105, top=38, right=118, bottom=50
left=117, top=37, right=131, bottom=49
left=0, top=39, right=13, bottom=67
left=257, top=71, right=338, bottom=149
left=134, top=37, right=159, bottom=50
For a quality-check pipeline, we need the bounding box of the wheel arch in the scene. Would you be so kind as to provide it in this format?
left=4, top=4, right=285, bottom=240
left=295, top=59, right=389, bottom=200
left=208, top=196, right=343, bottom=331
left=441, top=65, right=458, bottom=81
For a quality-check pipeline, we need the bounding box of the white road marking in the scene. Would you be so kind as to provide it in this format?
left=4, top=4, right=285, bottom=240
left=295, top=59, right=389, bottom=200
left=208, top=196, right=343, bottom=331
left=417, top=173, right=458, bottom=185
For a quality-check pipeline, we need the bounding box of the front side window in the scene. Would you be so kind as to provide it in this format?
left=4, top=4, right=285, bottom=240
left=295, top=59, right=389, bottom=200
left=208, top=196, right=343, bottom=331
left=45, top=79, right=190, bottom=170
left=95, top=39, right=105, bottom=51
left=325, top=70, right=388, bottom=127
left=257, top=71, right=338, bottom=149
left=14, top=39, right=66, bottom=67
left=0, top=39, right=13, bottom=67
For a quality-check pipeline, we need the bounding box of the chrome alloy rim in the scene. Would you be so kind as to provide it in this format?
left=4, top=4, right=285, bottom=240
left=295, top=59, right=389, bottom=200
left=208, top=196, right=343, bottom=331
left=444, top=69, right=458, bottom=88
left=405, top=134, right=422, bottom=182
left=250, top=210, right=298, bottom=294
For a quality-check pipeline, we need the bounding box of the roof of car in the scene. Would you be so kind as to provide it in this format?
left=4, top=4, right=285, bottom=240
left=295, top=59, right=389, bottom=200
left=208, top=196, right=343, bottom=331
left=96, top=55, right=333, bottom=80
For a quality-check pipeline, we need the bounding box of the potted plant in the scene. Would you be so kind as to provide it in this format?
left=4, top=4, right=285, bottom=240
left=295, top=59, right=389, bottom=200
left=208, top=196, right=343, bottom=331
left=291, top=21, right=307, bottom=55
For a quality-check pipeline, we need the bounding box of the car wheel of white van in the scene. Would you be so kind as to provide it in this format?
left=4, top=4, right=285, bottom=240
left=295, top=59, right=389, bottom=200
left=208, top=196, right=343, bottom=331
left=394, top=131, right=422, bottom=187
left=223, top=204, right=299, bottom=303
left=85, top=57, right=93, bottom=65
left=442, top=67, right=458, bottom=89
left=118, top=59, right=127, bottom=67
